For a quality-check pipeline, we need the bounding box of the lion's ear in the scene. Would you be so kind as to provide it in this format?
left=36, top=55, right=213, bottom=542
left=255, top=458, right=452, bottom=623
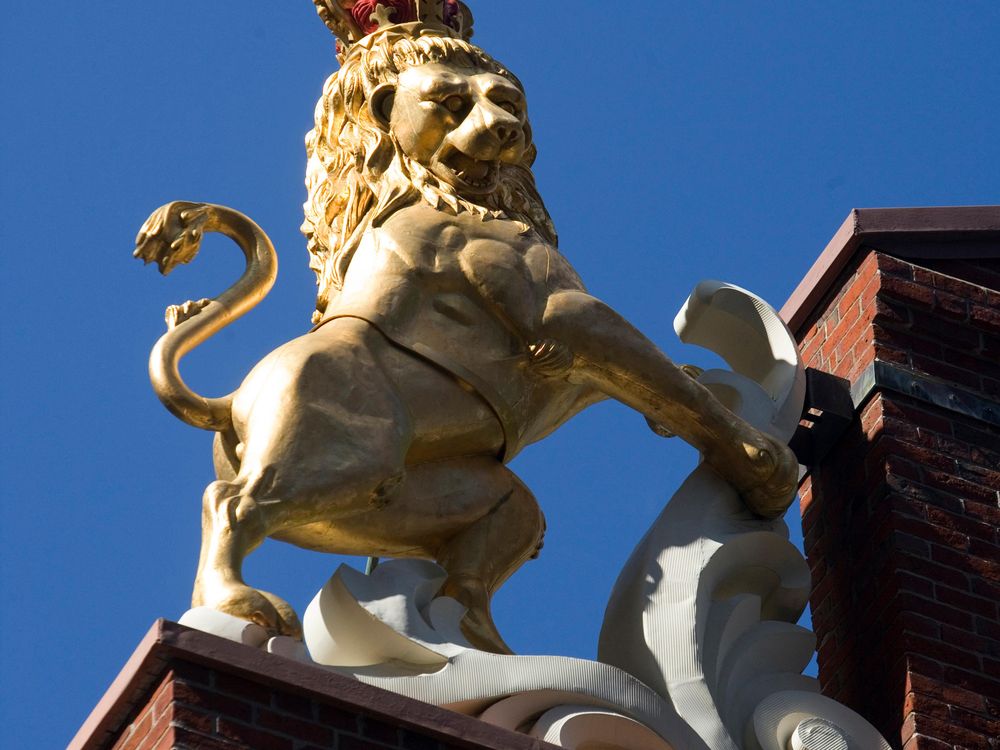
left=369, top=84, right=395, bottom=131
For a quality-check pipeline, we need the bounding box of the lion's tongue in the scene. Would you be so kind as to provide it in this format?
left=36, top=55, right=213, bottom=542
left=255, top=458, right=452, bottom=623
left=450, top=152, right=489, bottom=181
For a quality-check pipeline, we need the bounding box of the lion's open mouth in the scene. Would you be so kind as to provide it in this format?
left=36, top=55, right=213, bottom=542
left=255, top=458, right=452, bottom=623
left=438, top=150, right=499, bottom=191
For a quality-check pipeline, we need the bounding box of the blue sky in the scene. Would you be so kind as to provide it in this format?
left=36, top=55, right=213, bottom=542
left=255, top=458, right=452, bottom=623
left=2, top=3, right=998, bottom=747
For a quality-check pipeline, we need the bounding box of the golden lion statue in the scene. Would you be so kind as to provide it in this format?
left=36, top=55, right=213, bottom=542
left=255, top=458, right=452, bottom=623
left=134, top=5, right=798, bottom=653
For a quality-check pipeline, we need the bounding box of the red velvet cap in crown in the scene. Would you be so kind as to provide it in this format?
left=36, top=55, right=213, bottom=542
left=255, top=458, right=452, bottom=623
left=313, top=0, right=472, bottom=51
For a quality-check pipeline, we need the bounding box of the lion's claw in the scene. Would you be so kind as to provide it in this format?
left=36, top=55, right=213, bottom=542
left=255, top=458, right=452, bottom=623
left=738, top=438, right=799, bottom=520
left=646, top=416, right=677, bottom=439
left=198, top=582, right=303, bottom=640
left=166, top=298, right=213, bottom=329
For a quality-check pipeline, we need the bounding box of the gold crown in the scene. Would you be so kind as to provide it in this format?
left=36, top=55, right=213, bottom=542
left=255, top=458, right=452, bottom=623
left=313, top=1, right=473, bottom=50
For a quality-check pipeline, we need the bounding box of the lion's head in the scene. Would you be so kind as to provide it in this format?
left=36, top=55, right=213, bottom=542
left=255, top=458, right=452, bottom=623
left=303, top=30, right=557, bottom=321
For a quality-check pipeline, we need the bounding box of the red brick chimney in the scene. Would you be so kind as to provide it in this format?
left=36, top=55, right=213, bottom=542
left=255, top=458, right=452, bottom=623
left=782, top=207, right=1000, bottom=750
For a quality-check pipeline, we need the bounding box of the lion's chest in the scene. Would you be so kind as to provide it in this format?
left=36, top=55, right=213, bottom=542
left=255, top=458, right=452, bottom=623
left=401, top=221, right=536, bottom=289
left=378, top=210, right=543, bottom=319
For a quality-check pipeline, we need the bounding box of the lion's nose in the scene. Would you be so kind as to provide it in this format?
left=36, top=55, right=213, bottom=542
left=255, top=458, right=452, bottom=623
left=480, top=104, right=520, bottom=144
left=449, top=102, right=521, bottom=160
left=494, top=123, right=517, bottom=146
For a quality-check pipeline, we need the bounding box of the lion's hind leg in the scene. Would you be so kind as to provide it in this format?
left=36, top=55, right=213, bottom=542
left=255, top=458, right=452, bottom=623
left=192, top=476, right=303, bottom=638
left=273, top=456, right=545, bottom=655
left=192, top=320, right=416, bottom=638
left=425, top=461, right=545, bottom=655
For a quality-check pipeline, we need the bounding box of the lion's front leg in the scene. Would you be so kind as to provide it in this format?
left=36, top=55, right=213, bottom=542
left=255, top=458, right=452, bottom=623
left=538, top=290, right=798, bottom=519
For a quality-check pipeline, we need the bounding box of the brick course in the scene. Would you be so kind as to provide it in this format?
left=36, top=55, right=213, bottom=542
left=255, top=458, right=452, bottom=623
left=792, top=229, right=1000, bottom=750
left=109, top=665, right=498, bottom=750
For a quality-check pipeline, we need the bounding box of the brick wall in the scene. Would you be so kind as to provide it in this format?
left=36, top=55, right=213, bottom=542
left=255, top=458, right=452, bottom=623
left=71, top=622, right=556, bottom=750
left=794, top=245, right=1000, bottom=749
left=110, top=660, right=470, bottom=750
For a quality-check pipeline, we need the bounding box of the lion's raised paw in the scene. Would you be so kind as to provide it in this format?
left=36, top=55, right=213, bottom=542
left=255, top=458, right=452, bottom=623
left=739, top=439, right=800, bottom=520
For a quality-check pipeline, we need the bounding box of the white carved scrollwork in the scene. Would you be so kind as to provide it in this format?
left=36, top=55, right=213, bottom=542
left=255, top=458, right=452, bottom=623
left=753, top=692, right=891, bottom=750
left=301, top=559, right=703, bottom=747
left=599, top=281, right=889, bottom=750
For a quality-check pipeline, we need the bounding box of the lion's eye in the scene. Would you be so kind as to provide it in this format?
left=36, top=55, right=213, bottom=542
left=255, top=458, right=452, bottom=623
left=497, top=101, right=518, bottom=115
left=443, top=95, right=465, bottom=113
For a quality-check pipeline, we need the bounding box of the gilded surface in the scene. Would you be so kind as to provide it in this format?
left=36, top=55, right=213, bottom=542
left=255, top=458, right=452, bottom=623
left=134, top=3, right=798, bottom=653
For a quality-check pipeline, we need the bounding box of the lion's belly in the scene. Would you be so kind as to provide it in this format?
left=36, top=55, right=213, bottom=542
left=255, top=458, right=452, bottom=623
left=229, top=315, right=598, bottom=484
left=368, top=295, right=532, bottom=454
left=229, top=318, right=505, bottom=463
left=381, top=298, right=603, bottom=459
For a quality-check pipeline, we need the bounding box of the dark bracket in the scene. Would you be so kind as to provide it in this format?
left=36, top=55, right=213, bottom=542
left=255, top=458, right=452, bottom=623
left=790, top=368, right=855, bottom=466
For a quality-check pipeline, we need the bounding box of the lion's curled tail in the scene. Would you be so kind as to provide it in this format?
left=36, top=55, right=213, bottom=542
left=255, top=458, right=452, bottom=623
left=134, top=202, right=278, bottom=432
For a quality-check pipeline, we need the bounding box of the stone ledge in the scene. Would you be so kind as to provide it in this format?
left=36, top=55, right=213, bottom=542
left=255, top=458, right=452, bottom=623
left=781, top=205, right=1000, bottom=334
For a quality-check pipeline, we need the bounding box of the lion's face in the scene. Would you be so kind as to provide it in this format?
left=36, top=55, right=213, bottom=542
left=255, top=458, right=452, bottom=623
left=304, top=40, right=554, bottom=318
left=377, top=62, right=529, bottom=197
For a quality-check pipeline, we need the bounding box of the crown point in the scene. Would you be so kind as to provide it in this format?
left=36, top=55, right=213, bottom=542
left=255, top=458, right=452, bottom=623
left=314, top=0, right=472, bottom=48
left=352, top=1, right=416, bottom=35
left=443, top=0, right=461, bottom=28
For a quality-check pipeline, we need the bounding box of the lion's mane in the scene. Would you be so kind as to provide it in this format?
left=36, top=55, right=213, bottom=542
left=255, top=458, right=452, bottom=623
left=302, top=30, right=558, bottom=321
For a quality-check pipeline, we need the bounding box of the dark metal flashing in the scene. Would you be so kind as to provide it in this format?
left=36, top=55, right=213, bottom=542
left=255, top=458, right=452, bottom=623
left=871, top=238, right=1000, bottom=260
left=851, top=359, right=1000, bottom=428
left=781, top=206, right=1000, bottom=334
